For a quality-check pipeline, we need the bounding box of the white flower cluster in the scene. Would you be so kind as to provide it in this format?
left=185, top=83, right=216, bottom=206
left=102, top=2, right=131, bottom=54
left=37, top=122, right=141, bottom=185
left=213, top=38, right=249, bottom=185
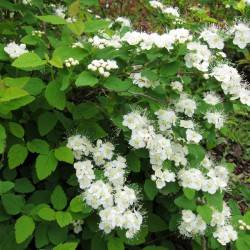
left=231, top=22, right=250, bottom=49
left=67, top=136, right=143, bottom=238
left=211, top=64, right=250, bottom=106
left=32, top=30, right=45, bottom=37
left=122, top=28, right=192, bottom=51
left=203, top=91, right=221, bottom=106
left=204, top=111, right=225, bottom=129
left=130, top=72, right=158, bottom=88
left=22, top=0, right=32, bottom=5
left=175, top=94, right=197, bottom=117
left=66, top=17, right=77, bottom=23
left=185, top=42, right=212, bottom=72
left=178, top=165, right=229, bottom=194
left=171, top=81, right=183, bottom=92
left=51, top=4, right=67, bottom=18
left=179, top=203, right=237, bottom=245
left=64, top=57, right=79, bottom=68
left=200, top=26, right=224, bottom=50
left=179, top=210, right=207, bottom=237
left=4, top=42, right=28, bottom=59
left=72, top=220, right=83, bottom=234
left=149, top=1, right=180, bottom=17
left=88, top=59, right=118, bottom=77
left=88, top=35, right=122, bottom=49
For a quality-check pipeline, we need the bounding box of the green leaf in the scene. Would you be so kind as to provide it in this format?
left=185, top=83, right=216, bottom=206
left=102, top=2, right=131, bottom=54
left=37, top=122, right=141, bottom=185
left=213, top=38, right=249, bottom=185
left=45, top=81, right=66, bottom=110
left=127, top=152, right=141, bottom=173
left=197, top=205, right=212, bottom=224
left=37, top=15, right=67, bottom=25
left=103, top=77, right=132, bottom=92
left=107, top=238, right=124, bottom=250
left=38, top=207, right=56, bottom=221
left=27, top=139, right=50, bottom=154
left=51, top=185, right=67, bottom=210
left=0, top=181, right=14, bottom=194
left=205, top=191, right=223, bottom=211
left=0, top=124, right=6, bottom=153
left=143, top=246, right=168, bottom=250
left=75, top=71, right=98, bottom=87
left=53, top=242, right=78, bottom=250
left=2, top=193, right=25, bottom=215
left=187, top=144, right=205, bottom=167
left=91, top=234, right=106, bottom=250
left=70, top=195, right=92, bottom=214
left=55, top=211, right=72, bottom=227
left=37, top=112, right=58, bottom=136
left=174, top=195, right=196, bottom=210
left=183, top=188, right=196, bottom=200
left=8, top=122, right=24, bottom=138
left=160, top=61, right=180, bottom=76
left=12, top=52, right=46, bottom=70
left=48, top=223, right=68, bottom=245
left=14, top=178, right=35, bottom=193
left=84, top=19, right=110, bottom=33
left=72, top=102, right=99, bottom=120
left=8, top=144, right=28, bottom=169
left=144, top=179, right=158, bottom=200
left=35, top=223, right=49, bottom=248
left=54, top=146, right=74, bottom=164
left=148, top=214, right=168, bottom=232
left=35, top=151, right=58, bottom=180
left=15, top=215, right=35, bottom=243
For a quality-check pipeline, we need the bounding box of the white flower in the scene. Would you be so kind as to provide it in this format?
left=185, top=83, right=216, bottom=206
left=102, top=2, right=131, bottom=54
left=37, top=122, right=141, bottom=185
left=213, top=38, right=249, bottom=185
left=203, top=92, right=221, bottom=105
left=171, top=81, right=183, bottom=92
left=155, top=109, right=177, bottom=131
left=67, top=135, right=93, bottom=159
left=213, top=225, right=238, bottom=245
left=72, top=220, right=83, bottom=234
left=176, top=94, right=197, bottom=117
left=202, top=178, right=218, bottom=194
left=74, top=160, right=95, bottom=189
left=123, top=111, right=150, bottom=130
left=178, top=168, right=205, bottom=190
left=169, top=143, right=188, bottom=166
left=232, top=22, right=250, bottom=49
left=211, top=202, right=231, bottom=227
left=186, top=129, right=202, bottom=144
left=205, top=111, right=225, bottom=129
left=179, top=120, right=194, bottom=129
left=239, top=88, right=250, bottom=106
left=130, top=72, right=158, bottom=88
left=179, top=210, right=207, bottom=237
left=85, top=180, right=113, bottom=209
left=151, top=168, right=176, bottom=189
left=115, top=186, right=137, bottom=211
left=88, top=59, right=118, bottom=77
left=122, top=31, right=142, bottom=45
left=4, top=42, right=28, bottom=59
left=185, top=42, right=211, bottom=72
left=115, top=17, right=131, bottom=27
left=53, top=5, right=67, bottom=18
left=207, top=165, right=229, bottom=190
left=200, top=26, right=224, bottom=50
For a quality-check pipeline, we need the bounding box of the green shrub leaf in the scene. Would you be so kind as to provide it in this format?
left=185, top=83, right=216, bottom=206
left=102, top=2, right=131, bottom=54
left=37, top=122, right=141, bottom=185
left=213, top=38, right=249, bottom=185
left=15, top=215, right=35, bottom=243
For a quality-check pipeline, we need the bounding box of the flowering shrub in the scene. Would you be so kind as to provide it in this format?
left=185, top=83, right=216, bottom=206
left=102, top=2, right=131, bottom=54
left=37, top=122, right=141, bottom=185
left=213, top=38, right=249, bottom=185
left=0, top=0, right=250, bottom=250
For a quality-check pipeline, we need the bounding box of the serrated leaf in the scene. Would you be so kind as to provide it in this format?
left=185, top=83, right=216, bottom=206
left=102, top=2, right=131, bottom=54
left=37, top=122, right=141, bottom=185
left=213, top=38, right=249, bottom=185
left=37, top=112, right=58, bottom=136
left=8, top=122, right=24, bottom=138
left=15, top=215, right=35, bottom=243
left=0, top=181, right=14, bottom=194
left=174, top=195, right=196, bottom=210
left=51, top=185, right=67, bottom=210
left=38, top=207, right=56, bottom=221
left=144, top=179, right=158, bottom=200
left=2, top=193, right=25, bottom=215
left=75, top=71, right=98, bottom=87
left=12, top=52, right=45, bottom=70
left=55, top=211, right=72, bottom=227
left=45, top=81, right=66, bottom=110
left=35, top=151, right=58, bottom=180
left=197, top=205, right=212, bottom=224
left=54, top=146, right=74, bottom=164
left=103, top=77, right=132, bottom=92
left=70, top=195, right=92, bottom=214
left=27, top=139, right=50, bottom=154
left=8, top=144, right=28, bottom=169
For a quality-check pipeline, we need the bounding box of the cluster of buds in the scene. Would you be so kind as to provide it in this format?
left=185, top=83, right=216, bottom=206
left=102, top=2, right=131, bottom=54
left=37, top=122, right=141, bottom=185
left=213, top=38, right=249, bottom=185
left=32, top=30, right=45, bottom=37
left=238, top=220, right=250, bottom=231
left=64, top=57, right=79, bottom=67
left=87, top=59, right=118, bottom=77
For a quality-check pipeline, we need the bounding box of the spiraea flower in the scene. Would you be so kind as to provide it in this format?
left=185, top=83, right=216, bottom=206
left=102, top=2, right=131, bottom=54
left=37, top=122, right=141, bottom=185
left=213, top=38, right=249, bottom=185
left=4, top=42, right=28, bottom=59
left=204, top=111, right=225, bottom=129
left=88, top=59, right=118, bottom=77
left=203, top=91, right=222, bottom=106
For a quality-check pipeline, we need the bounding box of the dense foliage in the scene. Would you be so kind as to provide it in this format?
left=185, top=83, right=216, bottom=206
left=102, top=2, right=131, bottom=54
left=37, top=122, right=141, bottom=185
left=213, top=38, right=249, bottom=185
left=0, top=0, right=250, bottom=250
